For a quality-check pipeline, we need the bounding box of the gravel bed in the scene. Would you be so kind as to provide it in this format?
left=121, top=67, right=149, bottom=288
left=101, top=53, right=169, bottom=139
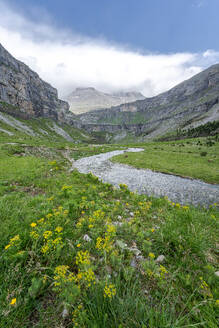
left=74, top=148, right=219, bottom=207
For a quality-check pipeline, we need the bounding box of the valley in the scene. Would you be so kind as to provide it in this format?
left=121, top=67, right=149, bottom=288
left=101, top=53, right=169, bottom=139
left=0, top=42, right=218, bottom=327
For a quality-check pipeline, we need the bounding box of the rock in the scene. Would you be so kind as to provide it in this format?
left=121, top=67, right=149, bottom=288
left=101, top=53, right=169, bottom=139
left=83, top=234, right=91, bottom=242
left=112, top=221, right=123, bottom=226
left=62, top=307, right=69, bottom=319
left=155, top=255, right=166, bottom=263
left=130, top=258, right=137, bottom=268
left=77, top=64, right=219, bottom=139
left=128, top=246, right=141, bottom=256
left=215, top=271, right=219, bottom=278
left=0, top=43, right=71, bottom=122
left=129, top=212, right=134, bottom=217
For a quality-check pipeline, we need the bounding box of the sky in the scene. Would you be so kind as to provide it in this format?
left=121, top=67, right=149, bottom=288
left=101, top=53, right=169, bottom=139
left=0, top=0, right=219, bottom=98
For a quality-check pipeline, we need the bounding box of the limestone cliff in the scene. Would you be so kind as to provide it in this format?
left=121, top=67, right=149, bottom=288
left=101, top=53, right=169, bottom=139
left=78, top=64, right=219, bottom=138
left=0, top=43, right=70, bottom=121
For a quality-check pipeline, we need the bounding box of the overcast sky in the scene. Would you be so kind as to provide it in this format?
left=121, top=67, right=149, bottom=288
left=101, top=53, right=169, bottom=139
left=0, top=0, right=218, bottom=98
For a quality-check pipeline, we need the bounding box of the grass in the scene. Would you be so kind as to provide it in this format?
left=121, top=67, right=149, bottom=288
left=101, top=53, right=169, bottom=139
left=0, top=134, right=218, bottom=327
left=111, top=137, right=219, bottom=184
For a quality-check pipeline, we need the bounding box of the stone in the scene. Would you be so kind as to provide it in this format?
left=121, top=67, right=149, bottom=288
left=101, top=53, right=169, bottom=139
left=62, top=307, right=69, bottom=319
left=83, top=234, right=92, bottom=242
left=0, top=43, right=71, bottom=122
left=130, top=258, right=137, bottom=268
left=155, top=255, right=166, bottom=263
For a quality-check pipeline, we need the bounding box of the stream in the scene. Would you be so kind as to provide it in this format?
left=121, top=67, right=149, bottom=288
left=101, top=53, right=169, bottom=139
left=74, top=148, right=219, bottom=207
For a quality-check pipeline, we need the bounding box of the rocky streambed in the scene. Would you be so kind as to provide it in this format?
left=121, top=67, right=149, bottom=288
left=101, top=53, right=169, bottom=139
left=74, top=148, right=219, bottom=207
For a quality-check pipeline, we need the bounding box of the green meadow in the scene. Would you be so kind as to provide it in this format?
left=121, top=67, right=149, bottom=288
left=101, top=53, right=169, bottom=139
left=0, top=133, right=218, bottom=327
left=112, top=137, right=219, bottom=184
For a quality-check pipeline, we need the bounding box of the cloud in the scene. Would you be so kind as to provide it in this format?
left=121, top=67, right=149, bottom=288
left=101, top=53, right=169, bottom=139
left=0, top=1, right=219, bottom=99
left=193, top=0, right=207, bottom=8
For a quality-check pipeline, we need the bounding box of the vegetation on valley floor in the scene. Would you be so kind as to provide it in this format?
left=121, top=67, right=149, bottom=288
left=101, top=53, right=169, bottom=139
left=0, top=133, right=218, bottom=327
left=111, top=136, right=219, bottom=184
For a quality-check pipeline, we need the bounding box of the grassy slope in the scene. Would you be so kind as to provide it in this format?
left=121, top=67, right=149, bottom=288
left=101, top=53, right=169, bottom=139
left=111, top=137, right=219, bottom=184
left=0, top=135, right=218, bottom=327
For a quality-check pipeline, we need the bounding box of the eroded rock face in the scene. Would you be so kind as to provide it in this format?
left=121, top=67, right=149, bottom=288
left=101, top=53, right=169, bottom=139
left=0, top=43, right=69, bottom=121
left=78, top=64, right=219, bottom=137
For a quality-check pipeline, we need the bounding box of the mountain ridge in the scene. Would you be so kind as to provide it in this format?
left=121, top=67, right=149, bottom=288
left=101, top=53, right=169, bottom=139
left=64, top=87, right=145, bottom=114
left=77, top=63, right=219, bottom=139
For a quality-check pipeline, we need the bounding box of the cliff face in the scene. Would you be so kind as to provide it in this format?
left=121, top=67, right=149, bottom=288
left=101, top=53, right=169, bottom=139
left=0, top=43, right=70, bottom=121
left=78, top=64, right=219, bottom=138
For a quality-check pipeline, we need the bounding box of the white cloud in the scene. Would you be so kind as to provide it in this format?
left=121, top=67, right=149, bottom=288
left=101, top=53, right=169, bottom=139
left=0, top=1, right=219, bottom=99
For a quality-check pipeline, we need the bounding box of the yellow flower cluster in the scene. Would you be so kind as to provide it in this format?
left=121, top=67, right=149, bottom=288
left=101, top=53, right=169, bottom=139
left=77, top=268, right=96, bottom=287
left=159, top=265, right=168, bottom=278
left=119, top=183, right=128, bottom=190
left=54, top=265, right=69, bottom=278
left=96, top=224, right=116, bottom=253
left=72, top=304, right=83, bottom=326
left=148, top=252, right=155, bottom=259
left=5, top=234, right=20, bottom=250
left=199, top=277, right=213, bottom=298
left=104, top=283, right=116, bottom=298
left=96, top=235, right=111, bottom=253
left=30, top=231, right=39, bottom=240
left=54, top=265, right=70, bottom=287
left=43, top=230, right=53, bottom=239
left=61, top=185, right=72, bottom=191
left=138, top=201, right=152, bottom=212
left=76, top=250, right=91, bottom=266
left=55, top=226, right=63, bottom=233
left=106, top=224, right=116, bottom=235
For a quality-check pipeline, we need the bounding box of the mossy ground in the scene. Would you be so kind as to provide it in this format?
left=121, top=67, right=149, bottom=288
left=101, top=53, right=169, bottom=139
left=0, top=134, right=218, bottom=327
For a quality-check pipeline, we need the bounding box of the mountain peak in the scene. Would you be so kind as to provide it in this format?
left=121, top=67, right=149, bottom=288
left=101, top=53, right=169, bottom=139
left=65, top=87, right=145, bottom=114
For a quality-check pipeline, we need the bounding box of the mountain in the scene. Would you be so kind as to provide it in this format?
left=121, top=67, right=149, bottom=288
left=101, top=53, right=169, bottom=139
left=1, top=42, right=218, bottom=142
left=64, top=87, right=145, bottom=114
left=0, top=43, right=71, bottom=122
left=78, top=64, right=219, bottom=139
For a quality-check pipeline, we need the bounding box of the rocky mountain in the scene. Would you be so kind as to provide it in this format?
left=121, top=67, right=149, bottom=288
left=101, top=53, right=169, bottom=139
left=64, top=87, right=145, bottom=114
left=1, top=42, right=218, bottom=142
left=0, top=43, right=71, bottom=122
left=78, top=64, right=219, bottom=139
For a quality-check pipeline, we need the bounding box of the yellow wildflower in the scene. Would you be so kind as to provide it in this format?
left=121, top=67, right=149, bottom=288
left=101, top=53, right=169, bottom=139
left=30, top=231, right=39, bottom=239
left=54, top=265, right=69, bottom=278
left=149, top=252, right=155, bottom=259
left=104, top=283, right=116, bottom=298
left=5, top=244, right=11, bottom=250
left=41, top=244, right=49, bottom=254
left=55, top=226, right=63, bottom=233
left=37, top=218, right=45, bottom=224
left=43, top=231, right=52, bottom=239
left=10, top=298, right=16, bottom=305
left=76, top=244, right=81, bottom=248
left=52, top=237, right=63, bottom=245
left=30, top=222, right=37, bottom=228
left=76, top=250, right=90, bottom=265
